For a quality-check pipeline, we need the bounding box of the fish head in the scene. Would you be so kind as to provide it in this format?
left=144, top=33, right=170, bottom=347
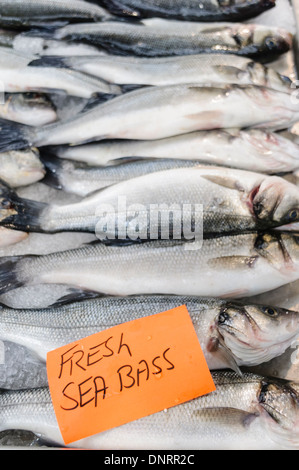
left=215, top=300, right=299, bottom=366
left=8, top=93, right=57, bottom=127
left=0, top=148, right=45, bottom=188
left=252, top=176, right=299, bottom=228
left=258, top=379, right=299, bottom=449
left=252, top=25, right=292, bottom=57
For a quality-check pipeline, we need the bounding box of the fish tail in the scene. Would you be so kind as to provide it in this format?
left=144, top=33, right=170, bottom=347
left=0, top=179, right=47, bottom=232
left=28, top=56, right=71, bottom=69
left=39, top=150, right=64, bottom=190
left=0, top=255, right=25, bottom=294
left=0, top=119, right=35, bottom=152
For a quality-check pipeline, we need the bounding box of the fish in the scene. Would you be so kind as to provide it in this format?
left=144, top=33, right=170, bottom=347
left=0, top=227, right=28, bottom=248
left=1, top=84, right=298, bottom=152
left=0, top=93, right=57, bottom=127
left=0, top=66, right=121, bottom=98
left=0, top=46, right=35, bottom=69
left=0, top=148, right=45, bottom=188
left=54, top=19, right=293, bottom=62
left=41, top=154, right=205, bottom=197
left=0, top=371, right=298, bottom=449
left=0, top=0, right=111, bottom=27
left=0, top=295, right=298, bottom=374
left=28, top=53, right=292, bottom=93
left=1, top=166, right=299, bottom=236
left=0, top=231, right=298, bottom=298
left=52, top=129, right=299, bottom=174
left=95, top=0, right=276, bottom=22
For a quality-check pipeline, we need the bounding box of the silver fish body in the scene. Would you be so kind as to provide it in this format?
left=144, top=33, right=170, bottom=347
left=4, top=166, right=299, bottom=236
left=0, top=295, right=298, bottom=372
left=96, top=0, right=276, bottom=22
left=53, top=129, right=299, bottom=174
left=0, top=93, right=57, bottom=127
left=0, top=0, right=110, bottom=27
left=29, top=53, right=292, bottom=93
left=55, top=20, right=293, bottom=62
left=0, top=66, right=121, bottom=98
left=0, top=232, right=299, bottom=299
left=0, top=148, right=45, bottom=187
left=0, top=372, right=298, bottom=449
left=42, top=156, right=204, bottom=197
left=9, top=84, right=299, bottom=151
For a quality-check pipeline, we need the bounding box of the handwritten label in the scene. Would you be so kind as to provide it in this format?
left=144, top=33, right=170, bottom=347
left=47, top=305, right=216, bottom=445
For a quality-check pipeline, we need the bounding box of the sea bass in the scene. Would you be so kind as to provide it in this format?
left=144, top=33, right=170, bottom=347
left=95, top=0, right=276, bottom=22
left=0, top=148, right=45, bottom=188
left=0, top=372, right=298, bottom=449
left=0, top=232, right=298, bottom=298
left=0, top=295, right=298, bottom=373
left=0, top=93, right=57, bottom=127
left=1, top=166, right=299, bottom=236
left=42, top=155, right=205, bottom=197
left=52, top=129, right=299, bottom=174
left=1, top=84, right=298, bottom=151
left=0, top=0, right=111, bottom=27
left=29, top=53, right=292, bottom=93
left=55, top=19, right=293, bottom=62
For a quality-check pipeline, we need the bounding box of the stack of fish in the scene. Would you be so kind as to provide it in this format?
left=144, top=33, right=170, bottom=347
left=0, top=0, right=298, bottom=450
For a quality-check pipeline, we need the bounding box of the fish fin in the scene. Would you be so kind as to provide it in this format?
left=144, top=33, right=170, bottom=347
left=29, top=56, right=71, bottom=69
left=38, top=150, right=63, bottom=190
left=206, top=335, right=242, bottom=376
left=120, top=84, right=146, bottom=93
left=81, top=93, right=118, bottom=113
left=0, top=255, right=26, bottom=294
left=208, top=255, right=259, bottom=270
left=48, top=288, right=102, bottom=308
left=0, top=119, right=34, bottom=152
left=0, top=179, right=47, bottom=232
left=96, top=0, right=142, bottom=18
left=200, top=174, right=245, bottom=192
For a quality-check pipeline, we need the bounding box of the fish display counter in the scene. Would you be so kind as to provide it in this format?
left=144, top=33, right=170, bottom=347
left=0, top=0, right=298, bottom=452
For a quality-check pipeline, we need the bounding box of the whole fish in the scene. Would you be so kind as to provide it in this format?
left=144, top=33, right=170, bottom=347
left=0, top=0, right=111, bottom=27
left=0, top=232, right=298, bottom=298
left=0, top=295, right=298, bottom=374
left=1, top=84, right=298, bottom=151
left=54, top=20, right=293, bottom=62
left=29, top=53, right=292, bottom=93
left=0, top=371, right=298, bottom=449
left=42, top=154, right=205, bottom=197
left=95, top=0, right=276, bottom=22
left=0, top=227, right=28, bottom=248
left=0, top=93, right=57, bottom=127
left=52, top=129, right=299, bottom=174
left=0, top=148, right=45, bottom=188
left=1, top=166, right=299, bottom=236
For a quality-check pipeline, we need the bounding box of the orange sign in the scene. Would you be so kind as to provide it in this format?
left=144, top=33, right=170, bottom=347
left=47, top=305, right=216, bottom=445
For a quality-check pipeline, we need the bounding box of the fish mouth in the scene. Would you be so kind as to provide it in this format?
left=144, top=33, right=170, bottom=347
left=247, top=184, right=261, bottom=216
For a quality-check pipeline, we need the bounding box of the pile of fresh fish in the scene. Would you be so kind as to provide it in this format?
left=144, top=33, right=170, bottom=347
left=0, top=0, right=298, bottom=451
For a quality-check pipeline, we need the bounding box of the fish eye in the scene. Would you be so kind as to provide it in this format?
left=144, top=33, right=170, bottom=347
left=1, top=199, right=12, bottom=209
left=218, top=311, right=230, bottom=324
left=261, top=306, right=278, bottom=317
left=286, top=208, right=299, bottom=222
left=265, top=37, right=277, bottom=49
